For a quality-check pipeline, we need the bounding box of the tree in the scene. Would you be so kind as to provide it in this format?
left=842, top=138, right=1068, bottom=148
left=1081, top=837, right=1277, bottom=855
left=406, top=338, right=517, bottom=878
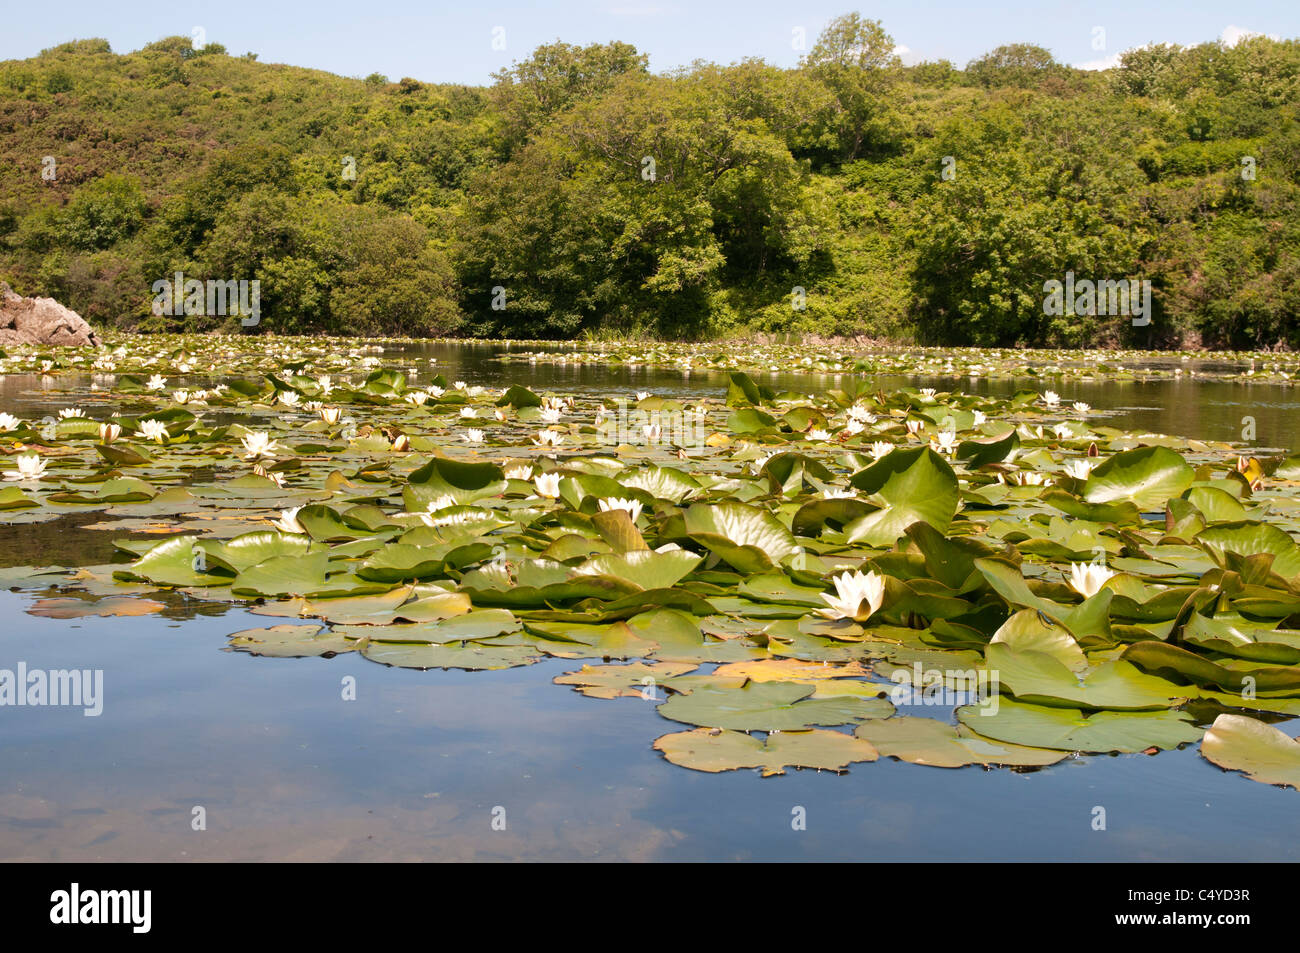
left=801, top=14, right=901, bottom=161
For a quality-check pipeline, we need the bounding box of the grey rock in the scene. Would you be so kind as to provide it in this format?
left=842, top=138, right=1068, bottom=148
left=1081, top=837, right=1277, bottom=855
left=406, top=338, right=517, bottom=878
left=0, top=281, right=102, bottom=347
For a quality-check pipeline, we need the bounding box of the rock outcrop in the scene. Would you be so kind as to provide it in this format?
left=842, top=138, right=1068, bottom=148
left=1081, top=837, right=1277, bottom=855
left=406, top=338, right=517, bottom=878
left=0, top=281, right=102, bottom=347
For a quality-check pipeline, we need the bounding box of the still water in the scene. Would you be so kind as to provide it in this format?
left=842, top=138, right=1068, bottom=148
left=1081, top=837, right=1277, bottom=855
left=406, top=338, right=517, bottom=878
left=2, top=345, right=1297, bottom=861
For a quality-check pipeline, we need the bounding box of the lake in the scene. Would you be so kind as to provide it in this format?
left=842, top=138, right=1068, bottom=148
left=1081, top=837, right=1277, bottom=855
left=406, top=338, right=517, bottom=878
left=2, top=342, right=1297, bottom=861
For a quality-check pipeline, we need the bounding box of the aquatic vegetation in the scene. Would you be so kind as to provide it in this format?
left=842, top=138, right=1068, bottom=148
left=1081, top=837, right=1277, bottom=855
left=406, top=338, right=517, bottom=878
left=5, top=338, right=1300, bottom=788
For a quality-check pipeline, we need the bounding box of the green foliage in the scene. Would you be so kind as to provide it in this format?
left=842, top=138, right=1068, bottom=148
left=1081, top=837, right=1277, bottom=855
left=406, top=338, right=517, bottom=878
left=0, top=23, right=1297, bottom=346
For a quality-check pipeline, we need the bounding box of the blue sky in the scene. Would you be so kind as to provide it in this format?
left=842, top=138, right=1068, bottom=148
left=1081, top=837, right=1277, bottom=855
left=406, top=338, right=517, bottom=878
left=3, top=0, right=1297, bottom=83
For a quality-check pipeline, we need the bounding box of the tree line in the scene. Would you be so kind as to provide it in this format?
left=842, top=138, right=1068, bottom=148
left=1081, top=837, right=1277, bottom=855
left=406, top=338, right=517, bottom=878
left=0, top=18, right=1297, bottom=347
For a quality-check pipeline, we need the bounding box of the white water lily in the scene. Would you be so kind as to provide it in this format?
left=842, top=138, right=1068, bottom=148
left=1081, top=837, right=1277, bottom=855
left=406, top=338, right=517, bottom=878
left=172, top=390, right=191, bottom=404
left=253, top=465, right=286, bottom=487
left=462, top=428, right=485, bottom=443
left=643, top=423, right=662, bottom=441
left=58, top=407, right=86, bottom=419
left=847, top=404, right=875, bottom=423
left=318, top=406, right=341, bottom=424
left=1043, top=390, right=1061, bottom=407
left=139, top=419, right=169, bottom=443
left=1072, top=401, right=1090, bottom=413
left=1068, top=561, right=1116, bottom=598
left=426, top=385, right=445, bottom=398
left=807, top=429, right=831, bottom=442
left=598, top=497, right=644, bottom=522
left=494, top=408, right=507, bottom=421
left=404, top=391, right=428, bottom=406
left=453, top=380, right=467, bottom=390
left=905, top=419, right=924, bottom=435
left=636, top=391, right=651, bottom=401
left=278, top=391, right=301, bottom=407
left=932, top=430, right=959, bottom=455
left=317, top=375, right=333, bottom=395
left=240, top=431, right=281, bottom=460
left=459, top=406, right=477, bottom=419
left=533, top=472, right=561, bottom=499
left=869, top=441, right=893, bottom=459
left=0, top=413, right=19, bottom=431
left=919, top=387, right=937, bottom=397
left=1062, top=459, right=1093, bottom=480
left=1052, top=423, right=1073, bottom=440
left=146, top=374, right=167, bottom=391
left=843, top=419, right=865, bottom=435
left=273, top=506, right=305, bottom=534
left=822, top=487, right=857, bottom=499
left=533, top=429, right=564, bottom=447
left=818, top=570, right=886, bottom=622
left=99, top=422, right=121, bottom=444
left=539, top=407, right=563, bottom=424
left=3, top=453, right=47, bottom=482
left=504, top=465, right=533, bottom=481
left=973, top=410, right=987, bottom=426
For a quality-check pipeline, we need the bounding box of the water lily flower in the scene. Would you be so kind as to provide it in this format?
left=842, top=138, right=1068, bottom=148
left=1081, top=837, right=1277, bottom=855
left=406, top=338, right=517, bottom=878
left=1068, top=561, right=1115, bottom=598
left=973, top=410, right=987, bottom=426
left=870, top=441, right=893, bottom=459
left=252, top=465, right=286, bottom=487
left=278, top=391, right=300, bottom=407
left=0, top=413, right=19, bottom=431
left=1043, top=390, right=1061, bottom=407
left=636, top=391, right=651, bottom=401
left=533, top=429, right=564, bottom=447
left=1052, top=423, right=1073, bottom=440
left=172, top=390, right=191, bottom=403
left=459, top=406, right=476, bottom=419
left=58, top=407, right=86, bottom=419
left=843, top=419, right=865, bottom=436
left=932, top=430, right=959, bottom=455
left=598, top=497, right=643, bottom=521
left=919, top=387, right=937, bottom=397
left=240, top=431, right=281, bottom=460
left=317, top=375, right=333, bottom=395
left=319, top=406, right=341, bottom=424
left=1062, top=459, right=1093, bottom=480
left=139, top=419, right=168, bottom=443
left=533, top=472, right=561, bottom=498
left=462, top=428, right=485, bottom=443
left=818, top=570, right=886, bottom=622
left=643, top=423, right=662, bottom=441
left=807, top=428, right=831, bottom=442
left=273, top=506, right=305, bottom=534
left=539, top=408, right=563, bottom=424
left=391, top=433, right=410, bottom=451
left=426, top=385, right=445, bottom=398
left=454, top=380, right=467, bottom=390
left=3, top=453, right=47, bottom=482
left=99, top=422, right=121, bottom=444
left=146, top=374, right=167, bottom=391
left=504, top=465, right=533, bottom=481
left=404, top=392, right=429, bottom=406
left=1072, top=402, right=1090, bottom=413
left=494, top=409, right=507, bottom=421
left=905, top=419, right=924, bottom=435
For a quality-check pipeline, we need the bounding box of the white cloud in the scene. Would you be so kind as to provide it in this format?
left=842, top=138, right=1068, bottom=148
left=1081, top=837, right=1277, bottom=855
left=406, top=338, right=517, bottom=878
left=1074, top=52, right=1122, bottom=70
left=1221, top=25, right=1280, bottom=47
